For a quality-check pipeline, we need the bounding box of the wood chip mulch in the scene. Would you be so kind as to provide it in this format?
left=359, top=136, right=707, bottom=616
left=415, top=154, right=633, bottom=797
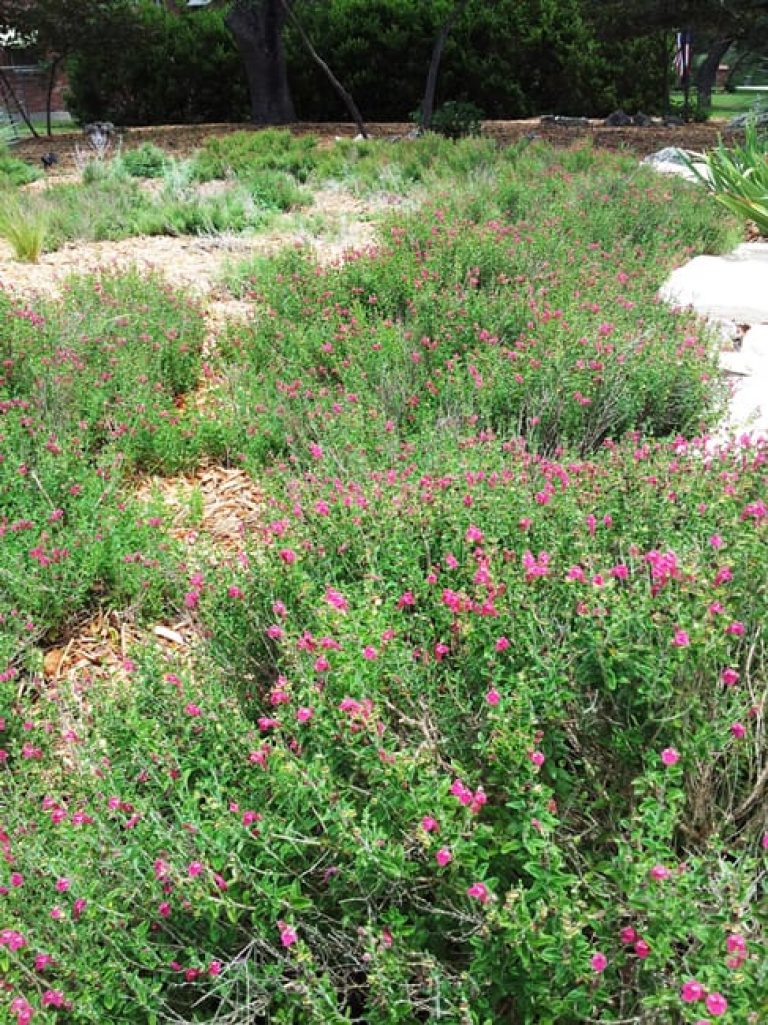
left=133, top=464, right=266, bottom=552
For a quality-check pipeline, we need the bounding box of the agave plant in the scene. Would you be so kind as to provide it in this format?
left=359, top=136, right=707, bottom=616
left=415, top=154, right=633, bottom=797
left=684, top=120, right=768, bottom=234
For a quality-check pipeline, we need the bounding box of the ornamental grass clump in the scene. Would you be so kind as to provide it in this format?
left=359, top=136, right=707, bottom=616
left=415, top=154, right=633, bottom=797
left=0, top=195, right=47, bottom=261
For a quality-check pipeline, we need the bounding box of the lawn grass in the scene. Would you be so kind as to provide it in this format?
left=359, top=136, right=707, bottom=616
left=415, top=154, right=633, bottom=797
left=671, top=87, right=768, bottom=121
left=0, top=138, right=765, bottom=1024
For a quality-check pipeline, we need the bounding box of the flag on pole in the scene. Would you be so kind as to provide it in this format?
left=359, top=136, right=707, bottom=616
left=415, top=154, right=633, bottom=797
left=673, top=30, right=693, bottom=82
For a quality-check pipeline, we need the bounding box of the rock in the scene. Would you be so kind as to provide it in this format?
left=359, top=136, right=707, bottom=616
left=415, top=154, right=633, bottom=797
left=726, top=111, right=768, bottom=130
left=718, top=351, right=751, bottom=375
left=724, top=374, right=768, bottom=438
left=663, top=115, right=685, bottom=127
left=641, top=147, right=710, bottom=183
left=741, top=324, right=768, bottom=364
left=603, top=110, right=633, bottom=127
left=632, top=112, right=653, bottom=127
left=643, top=146, right=689, bottom=166
left=539, top=115, right=590, bottom=127
left=709, top=318, right=745, bottom=347
left=660, top=243, right=768, bottom=323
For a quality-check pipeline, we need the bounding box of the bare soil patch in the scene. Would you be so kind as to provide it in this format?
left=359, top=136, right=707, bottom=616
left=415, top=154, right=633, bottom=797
left=0, top=185, right=392, bottom=301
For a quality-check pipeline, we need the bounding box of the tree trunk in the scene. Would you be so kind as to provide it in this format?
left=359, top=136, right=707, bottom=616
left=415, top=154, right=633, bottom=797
left=280, top=0, right=368, bottom=137
left=225, top=0, right=295, bottom=125
left=45, top=57, right=61, bottom=138
left=695, top=37, right=734, bottom=112
left=420, top=0, right=469, bottom=131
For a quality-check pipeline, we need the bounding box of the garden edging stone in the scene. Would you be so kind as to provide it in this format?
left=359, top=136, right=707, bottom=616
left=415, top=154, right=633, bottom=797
left=659, top=242, right=768, bottom=440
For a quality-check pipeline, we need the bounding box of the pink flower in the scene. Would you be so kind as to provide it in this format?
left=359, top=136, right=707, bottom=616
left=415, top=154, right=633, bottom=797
left=705, top=993, right=728, bottom=1016
left=278, top=548, right=297, bottom=564
left=324, top=588, right=348, bottom=611
left=672, top=628, right=690, bottom=647
left=450, top=779, right=473, bottom=806
left=725, top=621, right=744, bottom=636
left=187, top=861, right=204, bottom=878
left=9, top=998, right=33, bottom=1024
left=296, top=706, right=314, bottom=723
left=10, top=872, right=23, bottom=887
left=153, top=858, right=170, bottom=880
left=721, top=668, right=739, bottom=686
left=279, top=923, right=298, bottom=947
left=725, top=933, right=746, bottom=955
left=208, top=960, right=222, bottom=976
left=185, top=703, right=202, bottom=717
left=590, top=952, right=608, bottom=973
left=362, top=645, right=378, bottom=660
left=634, top=939, right=651, bottom=959
left=421, top=816, right=438, bottom=833
left=529, top=750, right=545, bottom=767
left=661, top=747, right=680, bottom=766
left=55, top=877, right=70, bottom=892
left=681, top=979, right=705, bottom=1003
left=158, top=901, right=171, bottom=918
left=0, top=929, right=27, bottom=950
left=435, top=847, right=453, bottom=866
left=467, top=882, right=490, bottom=903
left=730, top=722, right=746, bottom=739
left=41, top=991, right=65, bottom=1009
left=485, top=688, right=500, bottom=706
left=72, top=898, right=86, bottom=920
left=649, top=864, right=671, bottom=881
left=465, top=525, right=484, bottom=543
left=495, top=636, right=510, bottom=652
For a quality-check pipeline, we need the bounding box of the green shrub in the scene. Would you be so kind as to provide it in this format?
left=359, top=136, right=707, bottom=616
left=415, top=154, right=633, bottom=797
left=0, top=145, right=41, bottom=187
left=66, top=2, right=248, bottom=125
left=428, top=99, right=485, bottom=139
left=191, top=129, right=319, bottom=182
left=244, top=169, right=310, bottom=210
left=120, top=142, right=168, bottom=178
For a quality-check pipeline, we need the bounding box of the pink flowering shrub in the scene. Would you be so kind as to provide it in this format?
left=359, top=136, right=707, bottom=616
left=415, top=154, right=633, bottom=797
left=218, top=148, right=736, bottom=471
left=0, top=272, right=203, bottom=667
left=0, top=145, right=764, bottom=1022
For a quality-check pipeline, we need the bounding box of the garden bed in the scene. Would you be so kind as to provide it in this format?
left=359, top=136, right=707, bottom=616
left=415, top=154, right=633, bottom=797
left=0, top=136, right=765, bottom=1025
left=13, top=118, right=729, bottom=171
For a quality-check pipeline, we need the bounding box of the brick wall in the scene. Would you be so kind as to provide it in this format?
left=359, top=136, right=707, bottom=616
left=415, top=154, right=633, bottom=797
left=0, top=49, right=69, bottom=116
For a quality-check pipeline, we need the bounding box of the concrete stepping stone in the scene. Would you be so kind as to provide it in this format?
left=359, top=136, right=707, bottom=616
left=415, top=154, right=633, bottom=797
left=660, top=244, right=768, bottom=324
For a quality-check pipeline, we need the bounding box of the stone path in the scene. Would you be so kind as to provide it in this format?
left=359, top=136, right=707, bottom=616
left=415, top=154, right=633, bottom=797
left=661, top=243, right=768, bottom=441
left=648, top=150, right=768, bottom=441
